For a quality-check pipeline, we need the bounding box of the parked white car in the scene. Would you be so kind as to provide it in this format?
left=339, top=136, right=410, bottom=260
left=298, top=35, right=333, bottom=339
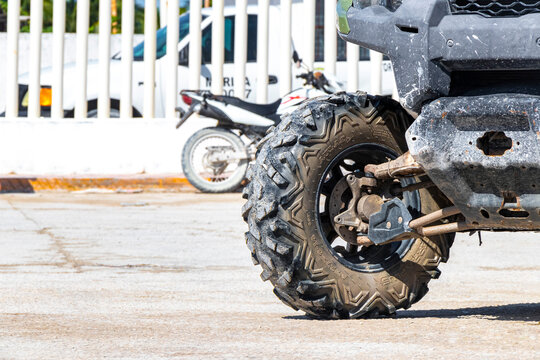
left=14, top=3, right=395, bottom=118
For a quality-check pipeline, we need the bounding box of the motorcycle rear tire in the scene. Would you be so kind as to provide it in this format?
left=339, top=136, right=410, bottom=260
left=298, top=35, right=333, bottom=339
left=182, top=128, right=248, bottom=193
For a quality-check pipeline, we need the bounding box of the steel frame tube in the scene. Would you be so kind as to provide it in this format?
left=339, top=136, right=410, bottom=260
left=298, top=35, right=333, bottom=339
left=416, top=222, right=472, bottom=237
left=364, top=151, right=423, bottom=179
left=409, top=206, right=461, bottom=229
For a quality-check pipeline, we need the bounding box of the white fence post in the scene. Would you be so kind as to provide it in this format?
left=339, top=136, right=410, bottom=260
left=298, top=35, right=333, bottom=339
left=160, top=0, right=168, bottom=28
left=121, top=0, right=135, bottom=118
left=166, top=0, right=180, bottom=118
left=5, top=0, right=21, bottom=118
left=324, top=0, right=337, bottom=76
left=189, top=0, right=202, bottom=90
left=28, top=0, right=43, bottom=118
left=234, top=0, right=248, bottom=99
left=346, top=43, right=359, bottom=92
left=75, top=0, right=90, bottom=118
left=144, top=0, right=157, bottom=118
left=211, top=0, right=224, bottom=95
left=98, top=0, right=112, bottom=118
left=52, top=0, right=66, bottom=118
left=303, top=0, right=316, bottom=70
left=279, top=0, right=292, bottom=97
left=257, top=0, right=269, bottom=103
left=370, top=50, right=383, bottom=95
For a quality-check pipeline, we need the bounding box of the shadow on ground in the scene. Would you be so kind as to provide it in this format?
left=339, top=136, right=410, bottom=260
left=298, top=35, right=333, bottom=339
left=399, top=303, right=540, bottom=322
left=285, top=303, right=540, bottom=322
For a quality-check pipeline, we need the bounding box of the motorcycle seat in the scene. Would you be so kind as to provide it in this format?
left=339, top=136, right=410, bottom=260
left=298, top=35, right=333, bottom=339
left=213, top=96, right=282, bottom=117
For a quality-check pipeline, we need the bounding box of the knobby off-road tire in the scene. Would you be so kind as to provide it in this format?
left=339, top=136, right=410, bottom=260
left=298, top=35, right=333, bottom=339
left=242, top=92, right=454, bottom=319
left=182, top=128, right=248, bottom=193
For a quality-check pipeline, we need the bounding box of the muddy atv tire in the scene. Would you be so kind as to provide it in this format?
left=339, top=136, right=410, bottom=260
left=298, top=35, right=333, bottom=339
left=242, top=92, right=454, bottom=319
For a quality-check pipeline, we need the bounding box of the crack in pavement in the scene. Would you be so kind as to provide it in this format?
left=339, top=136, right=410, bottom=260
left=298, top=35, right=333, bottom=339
left=37, top=228, right=83, bottom=271
left=7, top=200, right=83, bottom=272
left=3, top=200, right=230, bottom=274
left=2, top=198, right=250, bottom=274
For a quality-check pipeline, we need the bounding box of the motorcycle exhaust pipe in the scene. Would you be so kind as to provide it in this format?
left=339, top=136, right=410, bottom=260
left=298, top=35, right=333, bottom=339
left=175, top=103, right=201, bottom=129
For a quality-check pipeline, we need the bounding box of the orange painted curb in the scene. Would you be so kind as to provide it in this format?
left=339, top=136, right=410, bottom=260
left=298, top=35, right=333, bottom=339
left=0, top=175, right=194, bottom=193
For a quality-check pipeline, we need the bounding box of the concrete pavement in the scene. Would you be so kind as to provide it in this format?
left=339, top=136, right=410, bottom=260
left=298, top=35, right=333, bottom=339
left=0, top=193, right=538, bottom=359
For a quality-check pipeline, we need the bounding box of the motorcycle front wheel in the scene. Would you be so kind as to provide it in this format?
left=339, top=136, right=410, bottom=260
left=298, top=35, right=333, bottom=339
left=182, top=127, right=249, bottom=193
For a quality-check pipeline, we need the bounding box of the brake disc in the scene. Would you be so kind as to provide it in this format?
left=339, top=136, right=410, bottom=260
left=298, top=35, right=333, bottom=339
left=328, top=177, right=358, bottom=244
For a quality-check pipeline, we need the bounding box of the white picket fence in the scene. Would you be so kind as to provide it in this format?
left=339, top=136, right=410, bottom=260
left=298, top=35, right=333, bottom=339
left=1, top=0, right=386, bottom=175
left=4, top=0, right=387, bottom=118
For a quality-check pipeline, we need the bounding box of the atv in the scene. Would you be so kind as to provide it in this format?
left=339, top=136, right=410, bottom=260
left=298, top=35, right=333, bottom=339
left=242, top=0, right=540, bottom=319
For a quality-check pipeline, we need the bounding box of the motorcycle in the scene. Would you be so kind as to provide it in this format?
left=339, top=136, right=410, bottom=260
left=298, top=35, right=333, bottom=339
left=175, top=54, right=343, bottom=193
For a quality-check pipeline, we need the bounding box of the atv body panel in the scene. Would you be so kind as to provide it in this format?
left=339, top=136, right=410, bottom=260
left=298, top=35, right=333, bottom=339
left=338, top=0, right=540, bottom=114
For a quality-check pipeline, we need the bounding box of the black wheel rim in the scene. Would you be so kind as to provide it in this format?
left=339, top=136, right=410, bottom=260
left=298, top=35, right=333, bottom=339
left=316, top=144, right=421, bottom=273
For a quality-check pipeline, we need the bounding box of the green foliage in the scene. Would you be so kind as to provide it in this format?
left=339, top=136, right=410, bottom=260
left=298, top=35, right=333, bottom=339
left=0, top=0, right=182, bottom=34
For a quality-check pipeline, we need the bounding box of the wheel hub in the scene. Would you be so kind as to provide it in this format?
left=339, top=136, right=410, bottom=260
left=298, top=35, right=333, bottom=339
left=202, top=146, right=238, bottom=177
left=316, top=144, right=420, bottom=271
left=328, top=177, right=357, bottom=244
left=331, top=174, right=384, bottom=244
